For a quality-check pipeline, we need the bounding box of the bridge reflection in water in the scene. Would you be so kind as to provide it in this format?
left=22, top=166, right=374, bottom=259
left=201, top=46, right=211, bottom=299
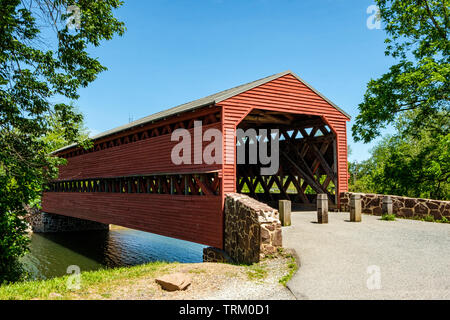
left=21, top=227, right=205, bottom=280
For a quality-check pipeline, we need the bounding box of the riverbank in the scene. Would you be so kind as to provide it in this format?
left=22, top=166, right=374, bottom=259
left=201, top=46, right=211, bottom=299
left=20, top=228, right=207, bottom=280
left=0, top=251, right=297, bottom=300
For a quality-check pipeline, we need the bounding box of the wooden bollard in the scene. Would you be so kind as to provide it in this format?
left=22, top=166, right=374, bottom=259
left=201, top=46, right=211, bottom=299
left=382, top=196, right=393, bottom=215
left=350, top=194, right=362, bottom=222
left=279, top=200, right=291, bottom=226
left=317, top=194, right=328, bottom=224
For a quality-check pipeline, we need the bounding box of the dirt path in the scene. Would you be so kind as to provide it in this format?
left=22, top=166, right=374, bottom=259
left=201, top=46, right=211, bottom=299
left=69, top=255, right=296, bottom=300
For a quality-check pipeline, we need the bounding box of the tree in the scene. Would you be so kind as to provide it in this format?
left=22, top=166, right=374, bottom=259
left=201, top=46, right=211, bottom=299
left=0, top=0, right=124, bottom=283
left=349, top=0, right=449, bottom=200
left=352, top=0, right=449, bottom=143
left=350, top=111, right=449, bottom=200
left=40, top=103, right=91, bottom=154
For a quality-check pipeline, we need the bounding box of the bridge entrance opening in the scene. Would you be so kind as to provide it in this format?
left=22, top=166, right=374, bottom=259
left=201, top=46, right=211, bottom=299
left=236, top=109, right=338, bottom=210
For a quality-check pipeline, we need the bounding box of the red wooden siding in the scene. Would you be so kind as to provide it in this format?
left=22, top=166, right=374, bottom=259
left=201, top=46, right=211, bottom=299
left=57, top=123, right=222, bottom=181
left=219, top=73, right=349, bottom=197
left=42, top=71, right=349, bottom=249
left=42, top=193, right=223, bottom=248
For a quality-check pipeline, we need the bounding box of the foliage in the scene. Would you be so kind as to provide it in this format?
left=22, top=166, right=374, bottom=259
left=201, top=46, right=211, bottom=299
left=349, top=111, right=449, bottom=200
left=246, top=264, right=268, bottom=281
left=0, top=0, right=124, bottom=283
left=350, top=1, right=449, bottom=200
left=40, top=103, right=91, bottom=154
left=381, top=214, right=396, bottom=221
left=348, top=157, right=376, bottom=193
left=416, top=214, right=450, bottom=223
left=352, top=0, right=449, bottom=143
left=278, top=253, right=297, bottom=287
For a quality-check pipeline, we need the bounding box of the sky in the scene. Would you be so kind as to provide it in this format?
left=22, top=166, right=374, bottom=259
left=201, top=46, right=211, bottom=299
left=66, top=0, right=396, bottom=162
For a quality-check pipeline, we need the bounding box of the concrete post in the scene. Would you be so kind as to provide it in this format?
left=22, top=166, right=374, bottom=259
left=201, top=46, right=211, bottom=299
left=382, top=195, right=393, bottom=215
left=350, top=194, right=362, bottom=222
left=317, top=194, right=328, bottom=224
left=279, top=200, right=291, bottom=226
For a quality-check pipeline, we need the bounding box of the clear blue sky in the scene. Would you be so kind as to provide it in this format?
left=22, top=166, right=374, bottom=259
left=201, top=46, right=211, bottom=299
left=70, top=0, right=396, bottom=162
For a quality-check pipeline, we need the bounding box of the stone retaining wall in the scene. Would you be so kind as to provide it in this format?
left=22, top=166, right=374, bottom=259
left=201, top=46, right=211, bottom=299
left=340, top=192, right=450, bottom=219
left=26, top=207, right=109, bottom=233
left=220, top=193, right=282, bottom=264
left=202, top=247, right=234, bottom=263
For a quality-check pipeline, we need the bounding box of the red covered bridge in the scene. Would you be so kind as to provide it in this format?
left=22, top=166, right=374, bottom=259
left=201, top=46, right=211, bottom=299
left=42, top=71, right=350, bottom=249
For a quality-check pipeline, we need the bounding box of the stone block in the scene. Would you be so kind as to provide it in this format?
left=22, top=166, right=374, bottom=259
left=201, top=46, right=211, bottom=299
left=203, top=247, right=233, bottom=263
left=155, top=273, right=191, bottom=291
left=272, top=229, right=282, bottom=247
left=340, top=192, right=450, bottom=220
left=223, top=193, right=282, bottom=264
left=25, top=209, right=109, bottom=233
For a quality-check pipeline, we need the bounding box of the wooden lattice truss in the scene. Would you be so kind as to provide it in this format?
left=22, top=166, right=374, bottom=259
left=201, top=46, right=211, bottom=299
left=237, top=110, right=337, bottom=204
left=49, top=172, right=221, bottom=196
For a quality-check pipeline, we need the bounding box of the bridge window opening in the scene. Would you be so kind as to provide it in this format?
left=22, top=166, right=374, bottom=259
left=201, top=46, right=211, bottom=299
left=47, top=172, right=220, bottom=196
left=236, top=109, right=338, bottom=209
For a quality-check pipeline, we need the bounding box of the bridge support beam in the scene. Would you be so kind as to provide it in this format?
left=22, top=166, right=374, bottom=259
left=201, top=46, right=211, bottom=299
left=27, top=209, right=109, bottom=233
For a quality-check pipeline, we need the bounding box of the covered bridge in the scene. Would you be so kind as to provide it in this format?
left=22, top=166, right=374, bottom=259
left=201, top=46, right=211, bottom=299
left=42, top=70, right=350, bottom=249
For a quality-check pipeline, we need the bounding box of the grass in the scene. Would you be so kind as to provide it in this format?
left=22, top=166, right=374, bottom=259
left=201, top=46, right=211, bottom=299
left=413, top=215, right=449, bottom=223
left=243, top=248, right=298, bottom=286
left=0, top=261, right=174, bottom=300
left=438, top=216, right=449, bottom=223
left=246, top=264, right=268, bottom=281
left=393, top=214, right=450, bottom=224
left=278, top=253, right=298, bottom=287
left=381, top=213, right=396, bottom=221
left=188, top=268, right=206, bottom=274
left=1, top=246, right=299, bottom=299
left=380, top=213, right=449, bottom=224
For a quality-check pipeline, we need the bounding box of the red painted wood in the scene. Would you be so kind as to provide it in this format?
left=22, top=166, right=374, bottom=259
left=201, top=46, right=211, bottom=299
left=57, top=123, right=222, bottom=181
left=42, top=192, right=223, bottom=248
left=57, top=106, right=221, bottom=158
left=43, top=72, right=349, bottom=249
left=219, top=73, right=349, bottom=199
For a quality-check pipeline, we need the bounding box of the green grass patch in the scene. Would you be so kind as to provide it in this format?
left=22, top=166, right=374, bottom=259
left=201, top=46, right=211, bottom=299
left=278, top=254, right=298, bottom=287
left=188, top=268, right=206, bottom=274
left=0, top=261, right=174, bottom=300
left=381, top=214, right=396, bottom=221
left=420, top=215, right=449, bottom=223
left=437, top=216, right=449, bottom=223
left=246, top=264, right=268, bottom=281
left=401, top=215, right=450, bottom=224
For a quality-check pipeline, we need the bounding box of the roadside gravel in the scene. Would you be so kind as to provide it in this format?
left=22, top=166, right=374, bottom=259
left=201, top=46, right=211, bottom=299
left=102, top=255, right=295, bottom=300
